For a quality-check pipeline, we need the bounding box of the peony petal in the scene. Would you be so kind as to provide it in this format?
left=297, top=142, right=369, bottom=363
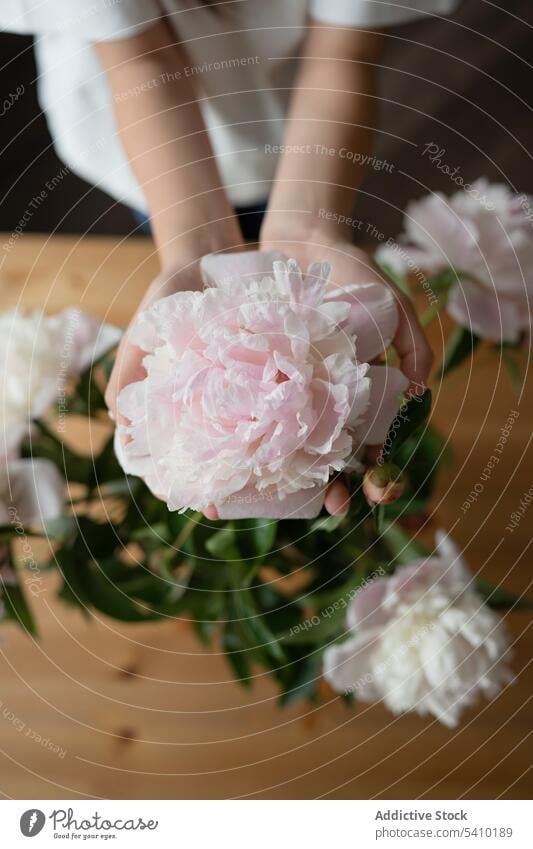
left=200, top=250, right=287, bottom=288
left=405, top=193, right=479, bottom=270
left=447, top=279, right=522, bottom=343
left=9, top=458, right=64, bottom=526
left=354, top=365, right=409, bottom=445
left=324, top=282, right=399, bottom=362
left=216, top=483, right=326, bottom=519
left=375, top=242, right=410, bottom=277
left=57, top=308, right=121, bottom=374
left=323, top=635, right=380, bottom=700
left=347, top=573, right=389, bottom=632
left=434, top=529, right=472, bottom=588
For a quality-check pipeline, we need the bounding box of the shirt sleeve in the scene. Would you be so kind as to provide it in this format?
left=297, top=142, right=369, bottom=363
left=309, top=0, right=460, bottom=27
left=0, top=0, right=161, bottom=41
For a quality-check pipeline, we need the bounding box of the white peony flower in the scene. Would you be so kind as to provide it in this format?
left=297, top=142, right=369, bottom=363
left=0, top=454, right=64, bottom=528
left=323, top=532, right=513, bottom=727
left=0, top=308, right=120, bottom=454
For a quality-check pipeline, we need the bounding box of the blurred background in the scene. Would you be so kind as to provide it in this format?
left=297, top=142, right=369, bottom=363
left=1, top=0, right=532, bottom=241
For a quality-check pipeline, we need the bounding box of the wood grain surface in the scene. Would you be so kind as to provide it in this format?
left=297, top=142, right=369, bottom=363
left=0, top=235, right=531, bottom=799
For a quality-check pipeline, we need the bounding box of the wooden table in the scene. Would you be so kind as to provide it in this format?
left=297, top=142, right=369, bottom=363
left=0, top=235, right=531, bottom=799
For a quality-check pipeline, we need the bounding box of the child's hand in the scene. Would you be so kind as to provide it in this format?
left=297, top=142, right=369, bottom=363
left=260, top=234, right=434, bottom=516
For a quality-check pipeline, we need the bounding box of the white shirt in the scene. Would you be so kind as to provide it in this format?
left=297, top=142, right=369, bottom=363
left=1, top=0, right=459, bottom=209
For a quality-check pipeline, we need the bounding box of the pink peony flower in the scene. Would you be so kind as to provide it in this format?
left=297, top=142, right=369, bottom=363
left=376, top=180, right=533, bottom=342
left=323, top=532, right=513, bottom=727
left=115, top=252, right=408, bottom=519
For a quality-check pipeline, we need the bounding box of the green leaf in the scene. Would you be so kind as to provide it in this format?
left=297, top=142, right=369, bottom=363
left=156, top=559, right=195, bottom=605
left=233, top=590, right=287, bottom=663
left=72, top=516, right=121, bottom=560
left=384, top=424, right=449, bottom=518
left=307, top=568, right=366, bottom=608
left=132, top=522, right=172, bottom=554
left=419, top=292, right=447, bottom=328
left=374, top=255, right=412, bottom=297
left=192, top=618, right=217, bottom=646
left=43, top=515, right=77, bottom=539
left=222, top=626, right=252, bottom=687
left=426, top=268, right=458, bottom=293
left=381, top=389, right=432, bottom=463
left=441, top=327, right=480, bottom=377
left=310, top=513, right=345, bottom=533
left=3, top=582, right=38, bottom=635
left=373, top=504, right=385, bottom=535
left=380, top=522, right=427, bottom=566
left=69, top=366, right=108, bottom=418
left=92, top=433, right=124, bottom=485
left=205, top=525, right=239, bottom=560
left=251, top=518, right=277, bottom=557
left=278, top=656, right=319, bottom=706
left=85, top=566, right=161, bottom=621
left=54, top=547, right=92, bottom=616
left=475, top=578, right=533, bottom=611
left=278, top=599, right=348, bottom=646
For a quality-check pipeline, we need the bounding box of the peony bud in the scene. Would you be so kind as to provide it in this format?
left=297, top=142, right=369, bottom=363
left=363, top=463, right=406, bottom=505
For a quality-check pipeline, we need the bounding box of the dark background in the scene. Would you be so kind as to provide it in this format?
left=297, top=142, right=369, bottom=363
left=0, top=0, right=531, bottom=241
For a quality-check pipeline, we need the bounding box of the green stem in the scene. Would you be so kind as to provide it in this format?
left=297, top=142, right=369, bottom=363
left=420, top=292, right=448, bottom=328
left=174, top=511, right=202, bottom=549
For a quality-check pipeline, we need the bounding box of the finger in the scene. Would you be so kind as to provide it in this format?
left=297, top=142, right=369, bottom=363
left=324, top=478, right=350, bottom=515
left=104, top=336, right=146, bottom=422
left=391, top=294, right=434, bottom=394
left=203, top=504, right=219, bottom=520
left=365, top=445, right=382, bottom=464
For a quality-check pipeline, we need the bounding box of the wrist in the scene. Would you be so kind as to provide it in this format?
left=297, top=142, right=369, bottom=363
left=157, top=216, right=243, bottom=273
left=260, top=211, right=353, bottom=251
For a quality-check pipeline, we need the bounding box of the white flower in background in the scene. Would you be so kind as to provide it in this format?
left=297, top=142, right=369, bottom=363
left=0, top=454, right=64, bottom=527
left=0, top=308, right=121, bottom=452
left=376, top=180, right=533, bottom=342
left=323, top=532, right=513, bottom=727
left=0, top=307, right=119, bottom=528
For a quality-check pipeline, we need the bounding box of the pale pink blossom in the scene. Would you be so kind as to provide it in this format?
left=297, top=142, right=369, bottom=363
left=376, top=180, right=533, bottom=342
left=323, top=532, right=513, bottom=727
left=116, top=252, right=408, bottom=518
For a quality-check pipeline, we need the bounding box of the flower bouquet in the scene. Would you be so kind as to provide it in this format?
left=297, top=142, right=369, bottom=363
left=1, top=182, right=530, bottom=727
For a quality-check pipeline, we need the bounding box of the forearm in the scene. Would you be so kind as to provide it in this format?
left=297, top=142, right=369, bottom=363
left=95, top=22, right=241, bottom=267
left=262, top=23, right=383, bottom=244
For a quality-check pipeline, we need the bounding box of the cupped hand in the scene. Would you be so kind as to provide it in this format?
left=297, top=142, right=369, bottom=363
left=260, top=234, right=434, bottom=516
